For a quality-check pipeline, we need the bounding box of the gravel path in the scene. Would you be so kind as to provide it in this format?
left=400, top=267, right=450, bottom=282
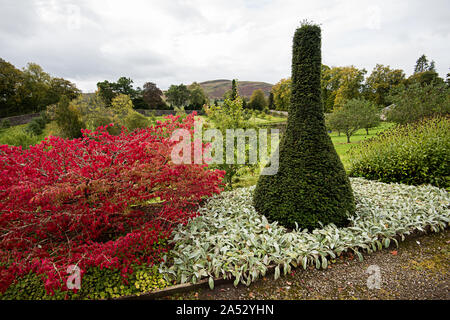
left=161, top=229, right=449, bottom=300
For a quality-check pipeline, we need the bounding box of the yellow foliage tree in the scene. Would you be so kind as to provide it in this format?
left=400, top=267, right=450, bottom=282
left=271, top=78, right=291, bottom=111
left=324, top=66, right=366, bottom=109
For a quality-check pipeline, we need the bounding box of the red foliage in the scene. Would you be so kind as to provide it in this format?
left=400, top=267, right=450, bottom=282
left=0, top=113, right=224, bottom=293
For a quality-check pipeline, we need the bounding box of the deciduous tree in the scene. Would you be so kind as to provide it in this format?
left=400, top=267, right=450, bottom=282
left=166, top=84, right=190, bottom=108
left=187, top=82, right=208, bottom=109
left=327, top=98, right=379, bottom=142
left=248, top=89, right=267, bottom=110
left=387, top=82, right=449, bottom=124
left=142, top=82, right=164, bottom=109
left=271, top=78, right=291, bottom=111
left=364, top=64, right=405, bottom=106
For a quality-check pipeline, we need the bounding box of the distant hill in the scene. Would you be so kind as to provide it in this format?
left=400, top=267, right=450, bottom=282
left=199, top=79, right=273, bottom=100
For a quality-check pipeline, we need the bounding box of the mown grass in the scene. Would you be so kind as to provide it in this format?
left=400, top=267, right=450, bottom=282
left=249, top=114, right=287, bottom=125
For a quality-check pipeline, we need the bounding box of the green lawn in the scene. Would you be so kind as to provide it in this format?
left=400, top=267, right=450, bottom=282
left=329, top=122, right=394, bottom=169
left=249, top=114, right=287, bottom=126
left=154, top=113, right=287, bottom=125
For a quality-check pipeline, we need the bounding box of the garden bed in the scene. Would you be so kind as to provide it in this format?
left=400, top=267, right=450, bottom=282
left=2, top=177, right=448, bottom=300
left=161, top=228, right=449, bottom=300
left=159, top=178, right=449, bottom=290
left=0, top=114, right=225, bottom=300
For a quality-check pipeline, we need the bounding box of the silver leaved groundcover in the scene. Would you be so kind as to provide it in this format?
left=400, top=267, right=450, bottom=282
left=160, top=178, right=449, bottom=289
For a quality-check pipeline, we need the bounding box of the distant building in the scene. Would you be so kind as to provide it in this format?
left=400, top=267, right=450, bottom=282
left=380, top=104, right=394, bottom=121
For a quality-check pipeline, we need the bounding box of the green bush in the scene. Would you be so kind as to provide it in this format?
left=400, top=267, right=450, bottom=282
left=25, top=117, right=47, bottom=136
left=55, top=96, right=85, bottom=139
left=124, top=112, right=150, bottom=131
left=89, top=113, right=122, bottom=135
left=348, top=117, right=450, bottom=188
left=39, top=110, right=50, bottom=124
left=0, top=119, right=11, bottom=130
left=25, top=119, right=43, bottom=136
left=0, top=127, right=41, bottom=148
left=253, top=22, right=355, bottom=230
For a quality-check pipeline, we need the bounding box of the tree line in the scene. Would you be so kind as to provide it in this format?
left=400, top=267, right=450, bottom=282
left=271, top=54, right=447, bottom=113
left=0, top=58, right=213, bottom=118
left=270, top=54, right=449, bottom=142
left=0, top=59, right=80, bottom=117
left=2, top=54, right=448, bottom=125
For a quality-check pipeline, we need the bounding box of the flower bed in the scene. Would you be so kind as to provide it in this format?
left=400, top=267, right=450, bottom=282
left=160, top=178, right=449, bottom=289
left=0, top=113, right=224, bottom=298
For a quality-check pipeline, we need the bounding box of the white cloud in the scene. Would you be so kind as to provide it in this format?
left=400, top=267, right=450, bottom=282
left=1, top=0, right=449, bottom=92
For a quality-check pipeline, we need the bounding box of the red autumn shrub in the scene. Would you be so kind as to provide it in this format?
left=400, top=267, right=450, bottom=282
left=0, top=113, right=224, bottom=294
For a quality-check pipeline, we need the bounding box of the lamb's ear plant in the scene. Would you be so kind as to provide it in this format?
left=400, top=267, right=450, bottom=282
left=160, top=178, right=449, bottom=288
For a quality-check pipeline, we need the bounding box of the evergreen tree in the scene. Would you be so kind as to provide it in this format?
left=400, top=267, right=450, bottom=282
left=429, top=60, right=436, bottom=72
left=253, top=22, right=355, bottom=230
left=414, top=54, right=435, bottom=74
left=242, top=98, right=247, bottom=109
left=55, top=96, right=84, bottom=139
left=268, top=92, right=274, bottom=110
left=231, top=79, right=238, bottom=100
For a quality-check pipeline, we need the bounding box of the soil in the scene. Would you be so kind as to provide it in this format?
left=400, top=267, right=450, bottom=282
left=159, top=229, right=449, bottom=300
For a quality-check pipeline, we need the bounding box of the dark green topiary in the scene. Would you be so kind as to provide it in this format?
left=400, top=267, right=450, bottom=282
left=253, top=22, right=355, bottom=230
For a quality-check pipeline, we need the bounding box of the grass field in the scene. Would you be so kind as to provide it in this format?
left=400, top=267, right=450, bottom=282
left=330, top=122, right=395, bottom=169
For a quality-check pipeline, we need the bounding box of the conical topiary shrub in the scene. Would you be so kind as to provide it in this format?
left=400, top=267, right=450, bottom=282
left=253, top=22, right=355, bottom=230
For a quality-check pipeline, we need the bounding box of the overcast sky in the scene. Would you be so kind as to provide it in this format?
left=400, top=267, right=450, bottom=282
left=1, top=0, right=449, bottom=92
